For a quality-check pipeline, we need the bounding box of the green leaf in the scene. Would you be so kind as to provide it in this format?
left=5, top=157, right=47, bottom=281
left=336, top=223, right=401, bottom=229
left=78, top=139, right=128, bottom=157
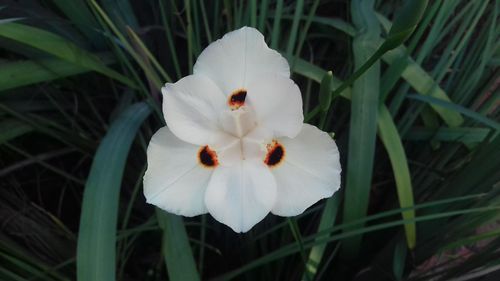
left=0, top=55, right=114, bottom=92
left=292, top=57, right=351, bottom=99
left=382, top=46, right=464, bottom=128
left=318, top=71, right=334, bottom=112
left=0, top=119, right=32, bottom=144
left=383, top=0, right=429, bottom=51
left=101, top=0, right=139, bottom=30
left=214, top=203, right=498, bottom=281
left=377, top=105, right=416, bottom=249
left=392, top=238, right=407, bottom=281
left=77, top=102, right=151, bottom=281
left=285, top=0, right=304, bottom=58
left=293, top=57, right=417, bottom=250
left=292, top=15, right=464, bottom=127
left=408, top=94, right=500, bottom=131
left=405, top=127, right=491, bottom=143
left=270, top=0, right=284, bottom=49
left=0, top=22, right=135, bottom=88
left=342, top=0, right=381, bottom=258
left=302, top=194, right=341, bottom=281
left=50, top=0, right=104, bottom=48
left=156, top=210, right=200, bottom=281
left=0, top=18, right=23, bottom=25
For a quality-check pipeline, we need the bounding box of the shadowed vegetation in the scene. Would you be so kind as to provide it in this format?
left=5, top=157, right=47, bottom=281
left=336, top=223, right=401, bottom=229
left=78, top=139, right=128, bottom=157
left=0, top=0, right=499, bottom=280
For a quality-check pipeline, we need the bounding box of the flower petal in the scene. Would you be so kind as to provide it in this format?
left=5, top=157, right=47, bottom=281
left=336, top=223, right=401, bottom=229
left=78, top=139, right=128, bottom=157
left=219, top=106, right=258, bottom=138
left=204, top=159, right=277, bottom=232
left=162, top=75, right=226, bottom=146
left=193, top=26, right=290, bottom=96
left=246, top=75, right=304, bottom=138
left=271, top=124, right=341, bottom=216
left=143, top=127, right=212, bottom=216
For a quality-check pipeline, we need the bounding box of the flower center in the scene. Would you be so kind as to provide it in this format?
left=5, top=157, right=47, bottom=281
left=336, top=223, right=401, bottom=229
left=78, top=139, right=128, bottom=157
left=264, top=140, right=285, bottom=167
left=228, top=89, right=247, bottom=110
left=198, top=145, right=218, bottom=168
left=220, top=106, right=257, bottom=138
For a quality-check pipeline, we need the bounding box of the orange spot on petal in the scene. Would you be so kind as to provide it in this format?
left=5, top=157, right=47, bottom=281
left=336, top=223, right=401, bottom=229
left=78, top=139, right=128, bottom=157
left=264, top=140, right=285, bottom=167
left=228, top=89, right=247, bottom=110
left=198, top=145, right=218, bottom=168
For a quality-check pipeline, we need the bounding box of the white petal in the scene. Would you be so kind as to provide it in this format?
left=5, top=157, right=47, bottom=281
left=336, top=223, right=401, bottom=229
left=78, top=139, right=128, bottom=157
left=204, top=159, right=277, bottom=232
left=242, top=126, right=273, bottom=161
left=162, top=75, right=226, bottom=146
left=193, top=26, right=290, bottom=96
left=219, top=106, right=258, bottom=138
left=212, top=136, right=241, bottom=167
left=246, top=75, right=304, bottom=138
left=143, top=127, right=212, bottom=216
left=271, top=124, right=341, bottom=216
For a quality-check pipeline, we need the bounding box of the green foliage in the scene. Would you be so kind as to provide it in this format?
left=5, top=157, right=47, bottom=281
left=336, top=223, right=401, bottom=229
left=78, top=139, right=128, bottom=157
left=318, top=71, right=334, bottom=113
left=77, top=102, right=151, bottom=281
left=342, top=0, right=381, bottom=257
left=0, top=0, right=498, bottom=280
left=377, top=106, right=416, bottom=249
left=0, top=23, right=135, bottom=88
left=156, top=210, right=200, bottom=281
left=384, top=0, right=429, bottom=51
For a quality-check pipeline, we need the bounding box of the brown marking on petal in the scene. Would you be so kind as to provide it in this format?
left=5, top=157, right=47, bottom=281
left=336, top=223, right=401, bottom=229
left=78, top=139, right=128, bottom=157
left=198, top=145, right=218, bottom=168
left=264, top=140, right=285, bottom=167
left=228, top=89, right=247, bottom=110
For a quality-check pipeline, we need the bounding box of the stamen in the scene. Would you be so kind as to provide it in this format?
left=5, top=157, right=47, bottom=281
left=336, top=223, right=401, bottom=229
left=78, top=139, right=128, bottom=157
left=264, top=140, right=285, bottom=167
left=198, top=145, right=218, bottom=168
left=228, top=89, right=247, bottom=110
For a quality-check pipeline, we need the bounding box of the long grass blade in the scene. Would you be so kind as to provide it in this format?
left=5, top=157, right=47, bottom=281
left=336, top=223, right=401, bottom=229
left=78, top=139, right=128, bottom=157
left=342, top=0, right=381, bottom=258
left=377, top=105, right=416, bottom=248
left=0, top=23, right=135, bottom=88
left=156, top=210, right=200, bottom=281
left=0, top=55, right=114, bottom=92
left=301, top=194, right=341, bottom=281
left=76, top=102, right=151, bottom=281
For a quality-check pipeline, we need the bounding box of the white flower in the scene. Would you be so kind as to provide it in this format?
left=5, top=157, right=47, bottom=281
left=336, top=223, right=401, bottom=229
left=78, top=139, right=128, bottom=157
left=143, top=27, right=341, bottom=233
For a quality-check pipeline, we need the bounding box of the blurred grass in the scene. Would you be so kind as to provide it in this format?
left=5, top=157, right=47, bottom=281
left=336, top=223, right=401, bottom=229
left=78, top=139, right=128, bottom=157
left=0, top=0, right=498, bottom=280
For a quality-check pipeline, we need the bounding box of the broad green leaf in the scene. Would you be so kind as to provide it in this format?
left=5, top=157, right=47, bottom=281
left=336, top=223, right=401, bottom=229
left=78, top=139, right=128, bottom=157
left=293, top=57, right=417, bottom=250
left=382, top=0, right=429, bottom=51
left=0, top=23, right=135, bottom=88
left=77, top=102, right=151, bottom=281
left=156, top=210, right=200, bottom=281
left=0, top=55, right=114, bottom=92
left=377, top=105, right=416, bottom=248
left=342, top=0, right=381, bottom=258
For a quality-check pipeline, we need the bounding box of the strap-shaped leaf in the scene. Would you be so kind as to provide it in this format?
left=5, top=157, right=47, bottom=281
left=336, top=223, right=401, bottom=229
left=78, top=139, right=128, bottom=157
left=77, top=102, right=151, bottom=281
left=0, top=23, right=135, bottom=88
